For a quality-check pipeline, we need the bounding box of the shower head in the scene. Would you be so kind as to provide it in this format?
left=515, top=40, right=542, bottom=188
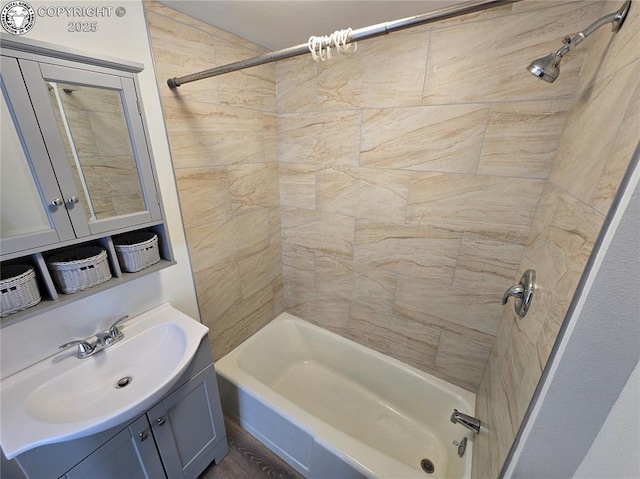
left=528, top=52, right=562, bottom=83
left=528, top=0, right=631, bottom=82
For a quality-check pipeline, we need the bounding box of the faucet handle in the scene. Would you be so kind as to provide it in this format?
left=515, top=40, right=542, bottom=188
left=59, top=339, right=95, bottom=358
left=109, top=315, right=129, bottom=339
left=501, top=285, right=524, bottom=305
left=502, top=269, right=536, bottom=318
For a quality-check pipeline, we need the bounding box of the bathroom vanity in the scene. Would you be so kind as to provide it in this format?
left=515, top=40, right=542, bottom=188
left=0, top=305, right=229, bottom=479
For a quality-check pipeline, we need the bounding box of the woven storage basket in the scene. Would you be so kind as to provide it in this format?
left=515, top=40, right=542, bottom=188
left=113, top=232, right=160, bottom=273
left=1, top=264, right=41, bottom=317
left=48, top=247, right=112, bottom=294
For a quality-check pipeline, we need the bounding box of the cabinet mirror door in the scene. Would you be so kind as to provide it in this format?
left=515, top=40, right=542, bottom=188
left=1, top=56, right=75, bottom=255
left=19, top=60, right=161, bottom=237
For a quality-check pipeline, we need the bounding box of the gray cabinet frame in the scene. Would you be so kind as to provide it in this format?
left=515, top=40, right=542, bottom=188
left=1, top=49, right=162, bottom=255
left=0, top=56, right=76, bottom=252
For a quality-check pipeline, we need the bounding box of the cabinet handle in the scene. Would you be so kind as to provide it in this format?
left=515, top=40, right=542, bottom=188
left=139, top=431, right=148, bottom=441
left=67, top=196, right=79, bottom=204
left=51, top=198, right=63, bottom=206
left=156, top=417, right=166, bottom=426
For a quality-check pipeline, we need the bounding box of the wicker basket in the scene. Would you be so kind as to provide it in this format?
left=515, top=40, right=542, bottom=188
left=113, top=232, right=160, bottom=273
left=48, top=247, right=112, bottom=294
left=0, top=264, right=41, bottom=317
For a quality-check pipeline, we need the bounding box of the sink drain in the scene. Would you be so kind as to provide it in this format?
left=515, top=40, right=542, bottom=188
left=115, top=376, right=132, bottom=389
left=421, top=458, right=435, bottom=474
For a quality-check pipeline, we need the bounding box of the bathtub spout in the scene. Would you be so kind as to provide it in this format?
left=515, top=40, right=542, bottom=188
left=450, top=409, right=481, bottom=434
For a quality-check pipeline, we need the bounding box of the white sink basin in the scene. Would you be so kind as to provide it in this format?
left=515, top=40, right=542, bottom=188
left=0, top=303, right=208, bottom=459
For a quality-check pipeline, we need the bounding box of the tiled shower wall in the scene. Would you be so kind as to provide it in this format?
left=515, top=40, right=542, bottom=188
left=473, top=2, right=640, bottom=477
left=276, top=1, right=602, bottom=391
left=145, top=1, right=284, bottom=359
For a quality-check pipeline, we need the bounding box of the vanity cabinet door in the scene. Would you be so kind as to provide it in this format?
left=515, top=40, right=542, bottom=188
left=0, top=56, right=76, bottom=255
left=18, top=59, right=162, bottom=237
left=148, top=364, right=227, bottom=479
left=62, top=415, right=166, bottom=479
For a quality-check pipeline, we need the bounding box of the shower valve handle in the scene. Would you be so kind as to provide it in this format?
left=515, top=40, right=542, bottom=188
left=502, top=269, right=536, bottom=318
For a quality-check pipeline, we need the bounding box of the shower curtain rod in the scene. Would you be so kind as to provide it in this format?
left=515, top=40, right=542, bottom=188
left=167, top=0, right=520, bottom=88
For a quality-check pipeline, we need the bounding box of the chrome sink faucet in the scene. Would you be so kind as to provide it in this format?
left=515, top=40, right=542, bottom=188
left=59, top=315, right=129, bottom=359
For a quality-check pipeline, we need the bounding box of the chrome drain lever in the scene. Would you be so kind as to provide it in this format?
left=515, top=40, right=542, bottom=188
left=453, top=437, right=468, bottom=457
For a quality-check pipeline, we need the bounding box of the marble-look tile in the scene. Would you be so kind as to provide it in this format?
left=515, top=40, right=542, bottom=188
left=194, top=263, right=242, bottom=324
left=360, top=104, right=489, bottom=172
left=317, top=166, right=411, bottom=224
left=263, top=112, right=278, bottom=163
left=238, top=245, right=279, bottom=299
left=272, top=273, right=285, bottom=317
left=185, top=209, right=270, bottom=274
left=434, top=330, right=492, bottom=391
left=549, top=61, right=639, bottom=204
left=478, top=99, right=571, bottom=178
left=578, top=0, right=639, bottom=91
left=309, top=295, right=353, bottom=338
left=281, top=208, right=355, bottom=259
left=269, top=206, right=282, bottom=250
left=423, top=2, right=602, bottom=104
left=471, top=375, right=493, bottom=479
left=184, top=218, right=238, bottom=274
left=353, top=220, right=460, bottom=281
left=146, top=9, right=219, bottom=103
left=406, top=172, right=544, bottom=244
left=315, top=254, right=396, bottom=310
left=88, top=111, right=134, bottom=158
left=282, top=243, right=315, bottom=290
left=231, top=209, right=271, bottom=259
left=316, top=30, right=430, bottom=109
left=510, top=0, right=587, bottom=14
left=394, top=276, right=503, bottom=337
left=349, top=302, right=442, bottom=374
left=216, top=39, right=276, bottom=111
left=536, top=313, right=562, bottom=372
left=277, top=110, right=360, bottom=165
left=79, top=159, right=144, bottom=217
left=210, top=285, right=274, bottom=359
left=409, top=2, right=513, bottom=31
left=279, top=163, right=316, bottom=209
left=63, top=109, right=98, bottom=157
left=175, top=167, right=232, bottom=229
left=519, top=184, right=605, bottom=366
left=163, top=99, right=266, bottom=167
left=57, top=83, right=123, bottom=114
left=452, top=237, right=524, bottom=294
left=590, top=77, right=640, bottom=214
left=275, top=55, right=318, bottom=114
left=228, top=163, right=279, bottom=214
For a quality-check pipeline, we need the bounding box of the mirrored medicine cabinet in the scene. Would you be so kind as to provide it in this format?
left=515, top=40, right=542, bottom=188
left=0, top=35, right=174, bottom=324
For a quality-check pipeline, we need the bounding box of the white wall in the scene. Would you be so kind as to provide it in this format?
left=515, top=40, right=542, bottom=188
left=573, top=361, right=640, bottom=479
left=0, top=0, right=199, bottom=378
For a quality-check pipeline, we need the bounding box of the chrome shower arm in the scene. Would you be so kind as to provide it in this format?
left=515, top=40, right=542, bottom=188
left=555, top=1, right=631, bottom=58
left=529, top=0, right=630, bottom=82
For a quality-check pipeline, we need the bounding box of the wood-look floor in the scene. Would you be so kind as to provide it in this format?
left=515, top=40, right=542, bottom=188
left=199, top=417, right=305, bottom=479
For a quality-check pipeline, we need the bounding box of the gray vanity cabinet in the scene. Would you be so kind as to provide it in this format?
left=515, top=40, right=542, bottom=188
left=5, top=338, right=228, bottom=479
left=61, top=416, right=165, bottom=479
left=148, top=364, right=226, bottom=479
left=59, top=364, right=226, bottom=479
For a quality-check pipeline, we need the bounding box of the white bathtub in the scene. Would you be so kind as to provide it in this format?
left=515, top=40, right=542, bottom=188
left=215, top=313, right=476, bottom=479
